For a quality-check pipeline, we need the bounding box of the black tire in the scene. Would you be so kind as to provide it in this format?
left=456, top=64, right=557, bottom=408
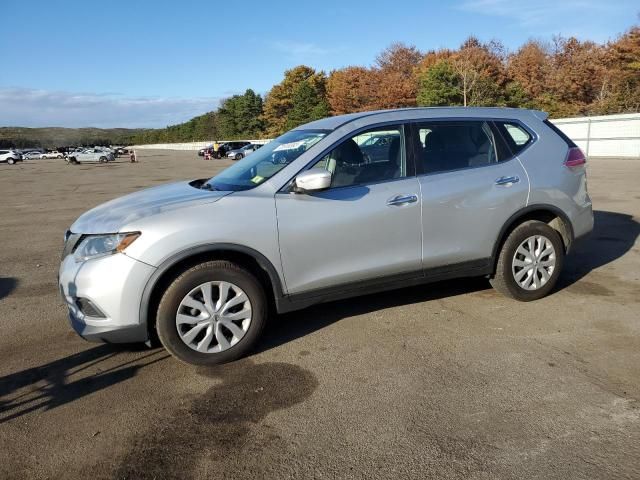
left=235, top=153, right=243, bottom=161
left=156, top=260, right=267, bottom=365
left=99, top=156, right=107, bottom=163
left=7, top=158, right=15, bottom=165
left=490, top=220, right=564, bottom=301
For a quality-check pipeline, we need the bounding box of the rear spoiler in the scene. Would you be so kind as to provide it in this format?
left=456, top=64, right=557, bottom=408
left=530, top=110, right=549, bottom=121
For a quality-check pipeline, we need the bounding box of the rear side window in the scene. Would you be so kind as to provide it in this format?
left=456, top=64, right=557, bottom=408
left=412, top=121, right=500, bottom=175
left=543, top=119, right=577, bottom=148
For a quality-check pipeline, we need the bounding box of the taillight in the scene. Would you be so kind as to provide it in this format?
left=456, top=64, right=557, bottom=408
left=564, top=147, right=586, bottom=168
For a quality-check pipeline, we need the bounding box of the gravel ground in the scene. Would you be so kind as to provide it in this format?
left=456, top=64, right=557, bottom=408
left=0, top=151, right=639, bottom=479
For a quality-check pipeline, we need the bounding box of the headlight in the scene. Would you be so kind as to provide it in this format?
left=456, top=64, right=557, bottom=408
left=74, top=232, right=140, bottom=262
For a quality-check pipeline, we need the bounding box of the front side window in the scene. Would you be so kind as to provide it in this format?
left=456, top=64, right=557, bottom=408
left=310, top=125, right=406, bottom=188
left=206, top=129, right=328, bottom=191
left=413, top=121, right=499, bottom=175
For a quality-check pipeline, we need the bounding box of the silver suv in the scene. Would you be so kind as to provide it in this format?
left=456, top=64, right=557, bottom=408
left=59, top=108, right=593, bottom=365
left=0, top=149, right=23, bottom=164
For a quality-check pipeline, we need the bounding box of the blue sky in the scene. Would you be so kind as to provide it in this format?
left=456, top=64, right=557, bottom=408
left=1, top=0, right=637, bottom=128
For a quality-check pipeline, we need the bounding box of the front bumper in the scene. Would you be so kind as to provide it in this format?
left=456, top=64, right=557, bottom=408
left=68, top=310, right=148, bottom=343
left=59, top=252, right=156, bottom=343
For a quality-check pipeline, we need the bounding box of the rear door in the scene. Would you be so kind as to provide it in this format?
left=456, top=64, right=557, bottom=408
left=275, top=124, right=422, bottom=295
left=410, top=120, right=529, bottom=269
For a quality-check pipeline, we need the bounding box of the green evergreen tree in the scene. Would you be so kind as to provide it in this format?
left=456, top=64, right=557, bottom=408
left=416, top=60, right=463, bottom=106
left=503, top=81, right=533, bottom=108
left=217, top=89, right=264, bottom=139
left=284, top=81, right=330, bottom=130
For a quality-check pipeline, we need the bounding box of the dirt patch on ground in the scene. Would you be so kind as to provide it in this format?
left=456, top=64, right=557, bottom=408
left=114, top=360, right=318, bottom=479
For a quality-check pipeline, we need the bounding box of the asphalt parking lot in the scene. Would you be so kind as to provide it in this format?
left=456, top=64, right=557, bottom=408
left=0, top=151, right=639, bottom=479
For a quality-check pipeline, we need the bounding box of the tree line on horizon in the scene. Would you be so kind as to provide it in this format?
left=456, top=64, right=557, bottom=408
left=129, top=23, right=638, bottom=144
left=4, top=23, right=637, bottom=149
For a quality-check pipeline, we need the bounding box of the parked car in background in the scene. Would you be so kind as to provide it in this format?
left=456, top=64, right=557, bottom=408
left=95, top=146, right=115, bottom=154
left=66, top=148, right=115, bottom=164
left=221, top=141, right=251, bottom=152
left=40, top=151, right=64, bottom=159
left=227, top=143, right=261, bottom=160
left=0, top=149, right=23, bottom=164
left=59, top=107, right=593, bottom=366
left=22, top=151, right=43, bottom=160
left=198, top=146, right=211, bottom=157
left=357, top=131, right=400, bottom=163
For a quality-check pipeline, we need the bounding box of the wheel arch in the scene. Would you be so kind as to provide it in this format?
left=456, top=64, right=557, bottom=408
left=140, top=243, right=285, bottom=340
left=491, top=204, right=574, bottom=273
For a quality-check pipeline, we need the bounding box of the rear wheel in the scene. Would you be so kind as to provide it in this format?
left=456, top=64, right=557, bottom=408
left=490, top=220, right=564, bottom=301
left=156, top=260, right=267, bottom=365
left=99, top=156, right=107, bottom=163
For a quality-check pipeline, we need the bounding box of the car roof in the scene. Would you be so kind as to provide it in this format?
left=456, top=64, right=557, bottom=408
left=297, top=107, right=548, bottom=131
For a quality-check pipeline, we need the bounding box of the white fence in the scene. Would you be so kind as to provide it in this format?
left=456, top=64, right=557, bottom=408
left=132, top=139, right=270, bottom=151
left=552, top=113, right=640, bottom=158
left=132, top=112, right=640, bottom=158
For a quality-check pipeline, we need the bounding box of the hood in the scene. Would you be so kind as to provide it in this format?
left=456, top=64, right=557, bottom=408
left=71, top=180, right=231, bottom=234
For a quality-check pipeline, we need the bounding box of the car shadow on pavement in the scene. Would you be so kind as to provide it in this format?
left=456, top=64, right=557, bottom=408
left=0, top=344, right=169, bottom=424
left=559, top=209, right=640, bottom=288
left=0, top=277, right=18, bottom=300
left=258, top=277, right=490, bottom=355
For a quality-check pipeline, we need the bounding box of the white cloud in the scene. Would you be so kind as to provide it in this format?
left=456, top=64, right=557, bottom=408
left=0, top=88, right=223, bottom=128
left=456, top=0, right=610, bottom=29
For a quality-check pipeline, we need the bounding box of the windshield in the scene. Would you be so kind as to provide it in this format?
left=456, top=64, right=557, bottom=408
left=205, top=129, right=328, bottom=191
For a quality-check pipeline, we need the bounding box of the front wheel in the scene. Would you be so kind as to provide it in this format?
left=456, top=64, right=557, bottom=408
left=99, top=156, right=107, bottom=163
left=7, top=158, right=15, bottom=165
left=156, top=260, right=267, bottom=365
left=235, top=153, right=243, bottom=161
left=490, top=220, right=564, bottom=301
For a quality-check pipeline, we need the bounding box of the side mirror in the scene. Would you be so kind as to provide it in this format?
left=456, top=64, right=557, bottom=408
left=293, top=168, right=331, bottom=193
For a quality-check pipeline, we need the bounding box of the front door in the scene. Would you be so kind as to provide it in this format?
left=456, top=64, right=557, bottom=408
left=275, top=124, right=422, bottom=295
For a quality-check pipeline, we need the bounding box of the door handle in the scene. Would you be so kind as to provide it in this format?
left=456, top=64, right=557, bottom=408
left=495, top=175, right=520, bottom=186
left=387, top=194, right=418, bottom=206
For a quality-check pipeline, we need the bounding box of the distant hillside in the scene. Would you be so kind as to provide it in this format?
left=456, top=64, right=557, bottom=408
left=0, top=110, right=220, bottom=148
left=128, top=111, right=218, bottom=145
left=0, top=127, right=146, bottom=149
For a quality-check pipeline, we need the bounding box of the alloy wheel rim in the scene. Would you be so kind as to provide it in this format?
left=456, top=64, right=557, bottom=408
left=512, top=235, right=556, bottom=291
left=176, top=281, right=252, bottom=353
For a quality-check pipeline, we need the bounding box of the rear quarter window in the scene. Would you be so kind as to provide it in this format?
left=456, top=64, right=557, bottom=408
left=493, top=121, right=534, bottom=156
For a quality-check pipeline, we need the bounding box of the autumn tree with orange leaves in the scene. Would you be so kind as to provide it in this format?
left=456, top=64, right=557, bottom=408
left=125, top=21, right=640, bottom=144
